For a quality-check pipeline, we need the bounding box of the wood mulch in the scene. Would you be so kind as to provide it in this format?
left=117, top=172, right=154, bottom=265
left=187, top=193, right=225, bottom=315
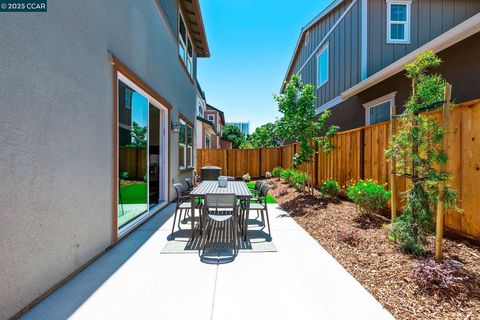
left=265, top=178, right=480, bottom=320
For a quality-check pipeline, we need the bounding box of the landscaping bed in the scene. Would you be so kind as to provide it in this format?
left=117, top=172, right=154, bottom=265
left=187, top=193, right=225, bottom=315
left=264, top=178, right=480, bottom=320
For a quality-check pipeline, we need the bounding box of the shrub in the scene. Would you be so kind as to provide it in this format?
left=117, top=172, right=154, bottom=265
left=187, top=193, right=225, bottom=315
left=413, top=258, right=467, bottom=292
left=347, top=179, right=391, bottom=215
left=292, top=171, right=308, bottom=191
left=242, top=173, right=251, bottom=182
left=280, top=169, right=294, bottom=182
left=320, top=179, right=341, bottom=198
left=272, top=167, right=283, bottom=178
left=336, top=228, right=361, bottom=246
left=121, top=171, right=129, bottom=179
left=265, top=171, right=272, bottom=179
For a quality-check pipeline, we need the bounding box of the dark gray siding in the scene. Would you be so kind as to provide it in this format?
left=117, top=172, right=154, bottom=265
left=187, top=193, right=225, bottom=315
left=328, top=32, right=480, bottom=131
left=157, top=0, right=178, bottom=36
left=368, top=0, right=480, bottom=76
left=292, top=0, right=363, bottom=107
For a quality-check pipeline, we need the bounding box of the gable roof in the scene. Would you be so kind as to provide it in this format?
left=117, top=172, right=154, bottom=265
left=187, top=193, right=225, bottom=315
left=280, top=0, right=345, bottom=93
left=206, top=103, right=225, bottom=125
left=179, top=0, right=210, bottom=57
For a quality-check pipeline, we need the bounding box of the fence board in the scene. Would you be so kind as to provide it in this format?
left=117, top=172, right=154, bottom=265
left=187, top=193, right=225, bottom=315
left=195, top=102, right=480, bottom=241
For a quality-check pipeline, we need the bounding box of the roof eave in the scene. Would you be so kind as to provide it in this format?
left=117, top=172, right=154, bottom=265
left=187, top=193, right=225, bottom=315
left=179, top=0, right=210, bottom=57
left=342, top=12, right=480, bottom=99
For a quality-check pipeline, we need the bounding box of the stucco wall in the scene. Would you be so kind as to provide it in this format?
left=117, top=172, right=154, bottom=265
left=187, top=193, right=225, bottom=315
left=0, top=0, right=197, bottom=318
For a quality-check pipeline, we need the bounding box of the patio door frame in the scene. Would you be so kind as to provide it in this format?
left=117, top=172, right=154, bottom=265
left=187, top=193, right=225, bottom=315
left=111, top=55, right=171, bottom=243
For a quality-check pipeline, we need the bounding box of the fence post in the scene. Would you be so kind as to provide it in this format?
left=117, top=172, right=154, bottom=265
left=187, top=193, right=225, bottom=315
left=359, top=128, right=365, bottom=180
left=435, top=83, right=452, bottom=262
left=390, top=104, right=398, bottom=223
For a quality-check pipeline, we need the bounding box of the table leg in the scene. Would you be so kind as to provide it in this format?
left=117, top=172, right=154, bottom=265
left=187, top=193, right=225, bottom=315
left=190, top=196, right=196, bottom=239
left=244, top=198, right=250, bottom=241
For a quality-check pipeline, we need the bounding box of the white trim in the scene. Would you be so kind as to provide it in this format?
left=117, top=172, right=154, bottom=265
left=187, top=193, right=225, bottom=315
left=305, top=30, right=310, bottom=46
left=316, top=95, right=345, bottom=113
left=342, top=12, right=480, bottom=98
left=116, top=72, right=169, bottom=236
left=178, top=10, right=194, bottom=76
left=386, top=0, right=411, bottom=44
left=297, top=0, right=358, bottom=76
left=361, top=0, right=368, bottom=80
left=207, top=114, right=215, bottom=122
left=280, top=0, right=357, bottom=92
left=316, top=44, right=329, bottom=89
left=363, top=92, right=397, bottom=125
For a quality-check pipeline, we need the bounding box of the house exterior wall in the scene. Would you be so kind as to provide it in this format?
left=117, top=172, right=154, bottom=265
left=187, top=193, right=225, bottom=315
left=367, top=0, right=480, bottom=76
left=292, top=0, right=363, bottom=107
left=326, top=32, right=480, bottom=131
left=0, top=0, right=200, bottom=318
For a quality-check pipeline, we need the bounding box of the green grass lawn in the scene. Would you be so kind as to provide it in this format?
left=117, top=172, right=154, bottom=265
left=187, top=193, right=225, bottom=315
left=119, top=182, right=147, bottom=204
left=246, top=182, right=277, bottom=204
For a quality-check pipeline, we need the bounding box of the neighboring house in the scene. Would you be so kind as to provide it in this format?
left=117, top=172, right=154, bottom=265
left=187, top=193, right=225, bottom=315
left=226, top=121, right=250, bottom=135
left=282, top=0, right=480, bottom=130
left=0, top=1, right=209, bottom=319
left=195, top=98, right=233, bottom=149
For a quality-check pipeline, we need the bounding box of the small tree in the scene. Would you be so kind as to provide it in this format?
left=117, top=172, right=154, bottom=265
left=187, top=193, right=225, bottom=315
left=386, top=51, right=459, bottom=255
left=274, top=75, right=338, bottom=194
left=222, top=125, right=246, bottom=148
left=242, top=121, right=283, bottom=149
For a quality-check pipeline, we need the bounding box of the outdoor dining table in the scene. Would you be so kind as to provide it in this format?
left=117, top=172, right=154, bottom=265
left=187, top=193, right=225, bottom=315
left=189, top=180, right=252, bottom=240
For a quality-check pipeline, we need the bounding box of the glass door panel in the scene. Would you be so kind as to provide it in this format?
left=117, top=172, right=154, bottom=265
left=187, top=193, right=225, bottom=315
left=149, top=104, right=160, bottom=208
left=118, top=80, right=148, bottom=229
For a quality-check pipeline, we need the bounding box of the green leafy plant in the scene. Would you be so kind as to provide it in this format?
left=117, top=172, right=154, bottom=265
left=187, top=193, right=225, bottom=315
left=242, top=173, right=251, bottom=182
left=385, top=51, right=459, bottom=254
left=121, top=171, right=129, bottom=179
left=347, top=180, right=391, bottom=215
left=320, top=179, right=341, bottom=198
left=280, top=169, right=293, bottom=183
left=240, top=121, right=283, bottom=149
left=292, top=171, right=308, bottom=191
left=274, top=75, right=338, bottom=194
left=222, top=125, right=246, bottom=148
left=272, top=167, right=283, bottom=179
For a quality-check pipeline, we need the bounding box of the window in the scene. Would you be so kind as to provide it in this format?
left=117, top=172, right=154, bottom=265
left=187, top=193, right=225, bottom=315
left=205, top=134, right=211, bottom=149
left=387, top=1, right=411, bottom=44
left=198, top=104, right=204, bottom=117
left=305, top=31, right=309, bottom=46
left=179, top=118, right=193, bottom=169
left=178, top=11, right=194, bottom=76
left=208, top=114, right=214, bottom=122
left=316, top=44, right=329, bottom=88
left=363, top=92, right=396, bottom=125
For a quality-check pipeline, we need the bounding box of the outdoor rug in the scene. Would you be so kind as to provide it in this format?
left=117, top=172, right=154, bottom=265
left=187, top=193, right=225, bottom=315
left=161, top=218, right=277, bottom=254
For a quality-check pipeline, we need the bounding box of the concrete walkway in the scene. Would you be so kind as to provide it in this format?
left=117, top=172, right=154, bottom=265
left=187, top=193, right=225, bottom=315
left=22, top=204, right=394, bottom=320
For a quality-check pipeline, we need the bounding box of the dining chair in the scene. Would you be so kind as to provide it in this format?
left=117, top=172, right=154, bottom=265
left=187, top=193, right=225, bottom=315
left=200, top=193, right=239, bottom=259
left=185, top=178, right=193, bottom=190
left=170, top=183, right=195, bottom=238
left=241, top=184, right=272, bottom=238
left=249, top=180, right=264, bottom=196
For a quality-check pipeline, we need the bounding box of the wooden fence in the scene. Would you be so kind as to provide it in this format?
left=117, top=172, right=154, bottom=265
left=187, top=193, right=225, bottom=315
left=196, top=101, right=480, bottom=241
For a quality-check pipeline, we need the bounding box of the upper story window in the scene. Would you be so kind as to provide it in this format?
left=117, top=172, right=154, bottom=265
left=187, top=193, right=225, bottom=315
left=178, top=11, right=194, bottom=76
left=208, top=114, right=215, bottom=122
left=198, top=104, right=204, bottom=117
left=387, top=1, right=411, bottom=44
left=363, top=92, right=396, bottom=125
left=179, top=118, right=193, bottom=169
left=316, top=44, right=329, bottom=88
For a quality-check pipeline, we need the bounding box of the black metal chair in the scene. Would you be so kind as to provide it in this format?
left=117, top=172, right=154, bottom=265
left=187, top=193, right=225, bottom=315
left=241, top=184, right=272, bottom=238
left=200, top=193, right=240, bottom=260
left=171, top=183, right=195, bottom=238
left=185, top=178, right=193, bottom=190
left=249, top=180, right=264, bottom=196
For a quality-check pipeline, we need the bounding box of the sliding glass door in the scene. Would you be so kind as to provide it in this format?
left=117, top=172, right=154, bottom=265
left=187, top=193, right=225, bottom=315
left=117, top=73, right=168, bottom=233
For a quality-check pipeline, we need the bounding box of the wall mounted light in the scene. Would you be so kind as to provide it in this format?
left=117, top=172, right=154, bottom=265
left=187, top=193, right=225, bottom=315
left=171, top=121, right=180, bottom=133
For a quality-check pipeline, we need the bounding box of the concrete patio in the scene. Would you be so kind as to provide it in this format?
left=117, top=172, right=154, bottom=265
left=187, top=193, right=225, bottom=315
left=21, top=204, right=394, bottom=320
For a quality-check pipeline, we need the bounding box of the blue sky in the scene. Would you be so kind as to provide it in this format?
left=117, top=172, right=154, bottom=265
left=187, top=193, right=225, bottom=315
left=197, top=0, right=333, bottom=132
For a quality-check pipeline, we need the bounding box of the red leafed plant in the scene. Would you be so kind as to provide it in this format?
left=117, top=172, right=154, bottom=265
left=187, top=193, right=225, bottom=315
left=413, top=258, right=467, bottom=292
